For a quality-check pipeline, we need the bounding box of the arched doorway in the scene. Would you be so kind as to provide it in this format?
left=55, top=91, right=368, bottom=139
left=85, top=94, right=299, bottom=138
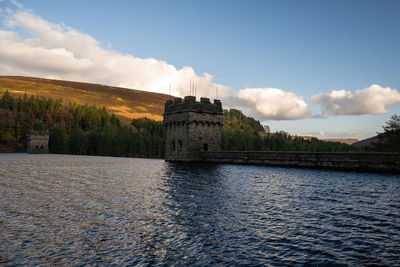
left=171, top=141, right=176, bottom=152
left=203, top=143, right=208, bottom=151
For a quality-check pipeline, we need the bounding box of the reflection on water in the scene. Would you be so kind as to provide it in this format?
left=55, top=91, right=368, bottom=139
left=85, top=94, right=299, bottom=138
left=0, top=153, right=399, bottom=265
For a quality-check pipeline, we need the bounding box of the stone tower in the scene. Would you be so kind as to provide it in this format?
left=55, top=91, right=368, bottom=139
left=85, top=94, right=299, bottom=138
left=27, top=130, right=49, bottom=154
left=164, top=96, right=223, bottom=161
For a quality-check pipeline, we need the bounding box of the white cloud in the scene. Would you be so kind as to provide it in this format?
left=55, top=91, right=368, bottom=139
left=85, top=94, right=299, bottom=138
left=3, top=6, right=398, bottom=125
left=225, top=87, right=309, bottom=120
left=0, top=9, right=232, bottom=98
left=311, top=84, right=400, bottom=116
left=10, top=0, right=23, bottom=9
left=0, top=8, right=310, bottom=122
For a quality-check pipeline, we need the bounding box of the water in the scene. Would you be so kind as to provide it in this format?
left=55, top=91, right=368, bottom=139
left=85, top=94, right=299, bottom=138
left=0, top=154, right=399, bottom=266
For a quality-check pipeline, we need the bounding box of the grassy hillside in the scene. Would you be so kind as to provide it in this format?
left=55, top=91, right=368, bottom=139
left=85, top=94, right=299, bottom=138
left=352, top=135, right=380, bottom=148
left=221, top=109, right=361, bottom=152
left=0, top=76, right=174, bottom=122
left=322, top=138, right=359, bottom=145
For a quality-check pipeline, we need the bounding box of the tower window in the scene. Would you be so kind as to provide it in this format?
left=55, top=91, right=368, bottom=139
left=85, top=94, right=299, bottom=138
left=177, top=141, right=182, bottom=152
left=171, top=141, right=176, bottom=152
left=203, top=143, right=209, bottom=151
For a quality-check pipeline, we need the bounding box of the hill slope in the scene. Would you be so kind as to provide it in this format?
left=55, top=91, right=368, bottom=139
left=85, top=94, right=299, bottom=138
left=0, top=76, right=174, bottom=122
left=322, top=138, right=359, bottom=145
left=352, top=135, right=380, bottom=147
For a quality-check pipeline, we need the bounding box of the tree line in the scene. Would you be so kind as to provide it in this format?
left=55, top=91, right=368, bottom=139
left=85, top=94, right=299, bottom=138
left=2, top=91, right=396, bottom=157
left=221, top=109, right=364, bottom=152
left=0, top=91, right=163, bottom=157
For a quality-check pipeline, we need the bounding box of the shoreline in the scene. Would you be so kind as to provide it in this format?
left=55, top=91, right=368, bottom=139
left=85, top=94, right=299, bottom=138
left=3, top=151, right=400, bottom=173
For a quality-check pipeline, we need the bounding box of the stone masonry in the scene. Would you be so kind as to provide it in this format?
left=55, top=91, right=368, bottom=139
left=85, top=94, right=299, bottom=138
left=164, top=96, right=223, bottom=161
left=27, top=130, right=49, bottom=154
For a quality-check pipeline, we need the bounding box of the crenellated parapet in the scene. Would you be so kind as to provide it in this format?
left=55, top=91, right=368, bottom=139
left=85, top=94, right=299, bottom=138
left=164, top=96, right=223, bottom=115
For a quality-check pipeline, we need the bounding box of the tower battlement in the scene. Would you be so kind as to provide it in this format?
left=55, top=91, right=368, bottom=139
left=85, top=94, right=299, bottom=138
left=163, top=96, right=223, bottom=161
left=164, top=96, right=223, bottom=115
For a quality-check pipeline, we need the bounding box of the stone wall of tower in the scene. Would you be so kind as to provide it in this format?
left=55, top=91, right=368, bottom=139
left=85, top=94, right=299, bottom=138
left=164, top=96, right=223, bottom=161
left=27, top=130, right=49, bottom=154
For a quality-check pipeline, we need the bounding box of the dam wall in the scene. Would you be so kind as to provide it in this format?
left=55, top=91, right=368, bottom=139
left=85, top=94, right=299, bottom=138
left=200, top=151, right=400, bottom=173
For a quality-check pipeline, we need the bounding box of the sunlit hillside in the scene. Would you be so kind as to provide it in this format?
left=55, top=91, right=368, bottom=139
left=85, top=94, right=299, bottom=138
left=0, top=76, right=174, bottom=122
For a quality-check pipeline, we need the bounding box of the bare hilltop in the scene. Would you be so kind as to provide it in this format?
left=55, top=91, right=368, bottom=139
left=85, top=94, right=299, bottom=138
left=0, top=76, right=173, bottom=122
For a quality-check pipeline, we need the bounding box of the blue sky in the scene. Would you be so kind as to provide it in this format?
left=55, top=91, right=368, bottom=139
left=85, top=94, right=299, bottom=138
left=1, top=0, right=400, bottom=139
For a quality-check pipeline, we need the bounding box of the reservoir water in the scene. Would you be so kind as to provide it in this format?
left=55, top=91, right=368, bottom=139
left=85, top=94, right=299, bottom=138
left=0, top=153, right=399, bottom=266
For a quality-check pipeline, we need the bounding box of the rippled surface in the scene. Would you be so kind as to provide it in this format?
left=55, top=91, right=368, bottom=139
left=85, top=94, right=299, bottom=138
left=0, top=154, right=399, bottom=266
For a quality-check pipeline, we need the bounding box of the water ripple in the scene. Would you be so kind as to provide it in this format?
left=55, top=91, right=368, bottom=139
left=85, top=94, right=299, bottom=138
left=0, top=154, right=399, bottom=266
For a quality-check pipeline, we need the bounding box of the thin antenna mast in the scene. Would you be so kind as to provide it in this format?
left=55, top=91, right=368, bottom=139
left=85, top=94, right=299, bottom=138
left=169, top=84, right=171, bottom=96
left=193, top=76, right=196, bottom=98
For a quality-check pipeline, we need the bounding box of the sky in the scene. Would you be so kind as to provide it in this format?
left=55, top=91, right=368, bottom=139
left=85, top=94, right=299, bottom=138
left=1, top=0, right=400, bottom=139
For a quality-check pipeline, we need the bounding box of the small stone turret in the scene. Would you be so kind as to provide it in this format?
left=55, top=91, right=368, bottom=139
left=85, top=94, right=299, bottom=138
left=164, top=96, right=223, bottom=161
left=27, top=130, right=49, bottom=154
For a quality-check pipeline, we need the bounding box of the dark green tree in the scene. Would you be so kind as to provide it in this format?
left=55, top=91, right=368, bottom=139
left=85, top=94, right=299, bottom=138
left=68, top=127, right=88, bottom=155
left=49, top=126, right=66, bottom=154
left=375, top=114, right=400, bottom=152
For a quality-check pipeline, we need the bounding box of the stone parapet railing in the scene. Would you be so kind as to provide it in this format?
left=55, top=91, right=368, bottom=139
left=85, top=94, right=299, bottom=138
left=200, top=151, right=400, bottom=173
